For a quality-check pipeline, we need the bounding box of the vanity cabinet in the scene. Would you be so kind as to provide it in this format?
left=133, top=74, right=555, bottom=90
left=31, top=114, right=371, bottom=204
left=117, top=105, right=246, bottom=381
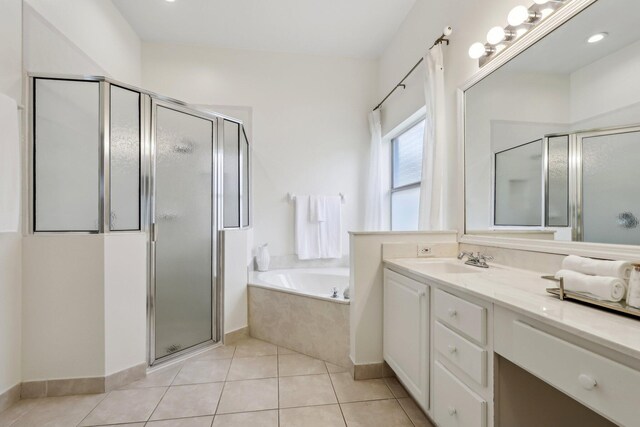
left=383, top=269, right=430, bottom=410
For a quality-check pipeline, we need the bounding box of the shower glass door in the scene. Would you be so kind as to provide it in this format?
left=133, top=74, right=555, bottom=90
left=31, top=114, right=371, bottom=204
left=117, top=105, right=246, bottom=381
left=152, top=102, right=216, bottom=362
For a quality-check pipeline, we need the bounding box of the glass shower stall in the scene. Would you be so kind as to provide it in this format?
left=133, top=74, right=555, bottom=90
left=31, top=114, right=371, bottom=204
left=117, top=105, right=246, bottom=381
left=29, top=75, right=251, bottom=365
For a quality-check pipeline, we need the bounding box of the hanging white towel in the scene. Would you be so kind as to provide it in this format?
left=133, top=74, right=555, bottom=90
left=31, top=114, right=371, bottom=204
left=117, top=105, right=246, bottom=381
left=0, top=93, right=20, bottom=233
left=319, top=196, right=342, bottom=259
left=295, top=195, right=321, bottom=260
left=309, top=195, right=327, bottom=223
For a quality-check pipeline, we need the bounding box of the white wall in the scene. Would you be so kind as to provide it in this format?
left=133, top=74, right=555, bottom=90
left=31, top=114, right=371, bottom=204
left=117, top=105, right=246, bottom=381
left=22, top=235, right=106, bottom=381
left=104, top=234, right=147, bottom=376
left=141, top=43, right=378, bottom=262
left=0, top=0, right=22, bottom=398
left=24, top=0, right=141, bottom=85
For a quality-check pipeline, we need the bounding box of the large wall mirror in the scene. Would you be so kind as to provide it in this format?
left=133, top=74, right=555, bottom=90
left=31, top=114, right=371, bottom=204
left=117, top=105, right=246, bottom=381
left=464, top=0, right=640, bottom=248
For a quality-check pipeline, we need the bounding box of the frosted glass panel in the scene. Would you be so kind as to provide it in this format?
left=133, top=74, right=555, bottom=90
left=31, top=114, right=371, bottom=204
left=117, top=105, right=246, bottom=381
left=35, top=79, right=100, bottom=231
left=392, top=120, right=424, bottom=188
left=155, top=106, right=213, bottom=358
left=110, top=86, right=140, bottom=231
left=494, top=140, right=542, bottom=226
left=241, top=127, right=250, bottom=227
left=546, top=136, right=569, bottom=227
left=391, top=187, right=420, bottom=231
left=223, top=120, right=240, bottom=228
left=583, top=131, right=640, bottom=245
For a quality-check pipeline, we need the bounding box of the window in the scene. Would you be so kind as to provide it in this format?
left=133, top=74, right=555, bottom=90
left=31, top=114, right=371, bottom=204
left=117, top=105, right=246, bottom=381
left=391, top=120, right=425, bottom=230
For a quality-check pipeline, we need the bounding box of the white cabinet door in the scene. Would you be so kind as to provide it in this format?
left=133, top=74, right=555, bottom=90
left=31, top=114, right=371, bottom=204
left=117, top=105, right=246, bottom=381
left=383, top=268, right=429, bottom=410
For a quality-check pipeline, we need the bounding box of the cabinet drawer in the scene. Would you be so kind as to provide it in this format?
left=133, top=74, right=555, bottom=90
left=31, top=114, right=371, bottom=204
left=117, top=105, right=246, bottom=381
left=512, top=321, right=640, bottom=427
left=434, top=289, right=486, bottom=345
left=435, top=321, right=487, bottom=386
left=434, top=362, right=486, bottom=427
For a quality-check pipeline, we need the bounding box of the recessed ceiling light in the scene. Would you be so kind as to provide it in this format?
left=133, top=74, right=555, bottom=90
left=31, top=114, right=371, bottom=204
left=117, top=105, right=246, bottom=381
left=588, top=32, right=608, bottom=43
left=165, top=0, right=176, bottom=2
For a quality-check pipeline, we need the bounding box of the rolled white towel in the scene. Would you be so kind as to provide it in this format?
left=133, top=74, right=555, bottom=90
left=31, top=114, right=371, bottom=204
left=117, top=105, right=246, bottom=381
left=555, top=269, right=627, bottom=302
left=561, top=255, right=632, bottom=280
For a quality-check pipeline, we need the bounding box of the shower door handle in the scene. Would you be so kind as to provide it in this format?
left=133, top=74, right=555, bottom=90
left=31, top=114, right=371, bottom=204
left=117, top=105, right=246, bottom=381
left=151, top=223, right=158, bottom=242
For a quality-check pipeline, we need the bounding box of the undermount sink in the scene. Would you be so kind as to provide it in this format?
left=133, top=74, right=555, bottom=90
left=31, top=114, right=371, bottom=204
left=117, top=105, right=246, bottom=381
left=409, top=260, right=481, bottom=274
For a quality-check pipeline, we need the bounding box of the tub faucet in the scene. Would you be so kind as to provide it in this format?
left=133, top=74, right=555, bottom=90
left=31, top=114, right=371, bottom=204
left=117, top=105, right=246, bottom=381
left=331, top=287, right=339, bottom=298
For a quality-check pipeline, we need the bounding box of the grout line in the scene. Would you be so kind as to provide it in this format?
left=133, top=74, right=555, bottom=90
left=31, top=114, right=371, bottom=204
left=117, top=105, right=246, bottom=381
left=396, top=397, right=419, bottom=427
left=74, top=389, right=112, bottom=427
left=145, top=385, right=171, bottom=424
left=327, top=371, right=348, bottom=426
left=276, top=344, right=280, bottom=427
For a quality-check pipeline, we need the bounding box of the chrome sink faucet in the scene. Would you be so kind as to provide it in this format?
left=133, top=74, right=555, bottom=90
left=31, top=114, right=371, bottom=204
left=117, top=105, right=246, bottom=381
left=458, top=251, right=494, bottom=268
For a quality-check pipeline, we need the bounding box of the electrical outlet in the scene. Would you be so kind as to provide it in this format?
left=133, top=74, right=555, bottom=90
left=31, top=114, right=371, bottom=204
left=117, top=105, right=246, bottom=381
left=417, top=244, right=433, bottom=257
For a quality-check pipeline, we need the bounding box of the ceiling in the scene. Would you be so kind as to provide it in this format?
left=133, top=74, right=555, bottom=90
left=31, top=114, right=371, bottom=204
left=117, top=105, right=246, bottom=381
left=112, top=0, right=416, bottom=58
left=502, top=0, right=640, bottom=75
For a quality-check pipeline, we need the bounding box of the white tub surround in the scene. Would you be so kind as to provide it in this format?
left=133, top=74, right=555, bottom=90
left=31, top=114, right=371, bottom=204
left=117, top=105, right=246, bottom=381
left=384, top=257, right=640, bottom=427
left=248, top=268, right=350, bottom=367
left=249, top=268, right=349, bottom=303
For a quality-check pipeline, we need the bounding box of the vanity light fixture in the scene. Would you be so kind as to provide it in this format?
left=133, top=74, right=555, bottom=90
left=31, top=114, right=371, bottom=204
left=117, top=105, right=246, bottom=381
left=508, top=5, right=541, bottom=27
left=469, top=0, right=567, bottom=65
left=588, top=32, right=608, bottom=43
left=487, top=26, right=516, bottom=45
left=469, top=42, right=493, bottom=59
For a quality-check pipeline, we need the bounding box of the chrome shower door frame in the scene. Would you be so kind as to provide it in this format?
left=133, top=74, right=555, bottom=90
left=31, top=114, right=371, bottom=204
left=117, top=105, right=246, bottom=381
left=147, top=98, right=223, bottom=366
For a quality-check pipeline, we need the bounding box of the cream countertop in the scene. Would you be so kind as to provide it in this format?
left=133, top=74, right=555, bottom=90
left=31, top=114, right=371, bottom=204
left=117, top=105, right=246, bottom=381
left=384, top=257, right=640, bottom=362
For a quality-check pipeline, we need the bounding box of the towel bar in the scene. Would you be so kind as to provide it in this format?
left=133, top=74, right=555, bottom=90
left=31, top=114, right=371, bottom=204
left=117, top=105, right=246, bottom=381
left=287, top=193, right=345, bottom=204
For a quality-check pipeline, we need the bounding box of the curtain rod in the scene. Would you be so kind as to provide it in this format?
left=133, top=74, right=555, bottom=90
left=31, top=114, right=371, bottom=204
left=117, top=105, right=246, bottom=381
left=373, top=27, right=452, bottom=112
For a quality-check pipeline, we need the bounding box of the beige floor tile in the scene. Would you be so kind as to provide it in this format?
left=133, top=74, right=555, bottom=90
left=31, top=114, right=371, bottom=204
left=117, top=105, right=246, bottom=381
left=122, top=364, right=182, bottom=389
left=280, top=404, right=346, bottom=427
left=147, top=416, right=214, bottom=426
left=150, top=383, right=224, bottom=420
left=233, top=338, right=278, bottom=358
left=341, top=399, right=413, bottom=427
left=279, top=374, right=337, bottom=408
left=326, top=362, right=350, bottom=374
left=216, top=378, right=278, bottom=414
left=7, top=394, right=106, bottom=427
left=278, top=354, right=327, bottom=377
left=398, top=397, right=435, bottom=427
left=0, top=399, right=41, bottom=426
left=227, top=355, right=277, bottom=381
left=213, top=410, right=278, bottom=427
left=194, top=345, right=236, bottom=361
left=79, top=387, right=166, bottom=426
left=384, top=377, right=409, bottom=398
left=277, top=346, right=298, bottom=355
left=173, top=359, right=231, bottom=385
left=329, top=373, right=393, bottom=403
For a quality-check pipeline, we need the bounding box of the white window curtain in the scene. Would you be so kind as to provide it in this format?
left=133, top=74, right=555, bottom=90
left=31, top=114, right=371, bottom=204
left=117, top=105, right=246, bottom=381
left=418, top=44, right=446, bottom=230
left=364, top=110, right=384, bottom=230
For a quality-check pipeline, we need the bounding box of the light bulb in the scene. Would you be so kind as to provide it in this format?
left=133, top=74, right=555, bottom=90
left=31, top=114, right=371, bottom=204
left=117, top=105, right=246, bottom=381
left=516, top=27, right=528, bottom=38
left=487, top=27, right=507, bottom=45
left=469, top=42, right=488, bottom=59
left=587, top=32, right=608, bottom=43
left=533, top=0, right=549, bottom=4
left=508, top=5, right=531, bottom=26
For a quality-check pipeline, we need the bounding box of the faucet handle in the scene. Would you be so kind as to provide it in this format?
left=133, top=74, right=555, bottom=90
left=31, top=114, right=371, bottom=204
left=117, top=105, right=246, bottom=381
left=479, top=254, right=494, bottom=262
left=457, top=251, right=473, bottom=260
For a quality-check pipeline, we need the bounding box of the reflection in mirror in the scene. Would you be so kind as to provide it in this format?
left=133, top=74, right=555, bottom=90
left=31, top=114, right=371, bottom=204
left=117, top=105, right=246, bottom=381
left=494, top=140, right=542, bottom=227
left=465, top=0, right=640, bottom=245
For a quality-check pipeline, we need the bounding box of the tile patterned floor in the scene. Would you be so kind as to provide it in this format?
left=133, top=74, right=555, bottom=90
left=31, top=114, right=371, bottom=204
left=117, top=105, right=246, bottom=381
left=0, top=338, right=434, bottom=427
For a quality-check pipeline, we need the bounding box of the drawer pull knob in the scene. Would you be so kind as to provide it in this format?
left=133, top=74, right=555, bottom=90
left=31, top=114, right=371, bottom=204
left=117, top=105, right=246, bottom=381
left=578, top=374, right=597, bottom=390
left=448, top=308, right=457, bottom=318
left=448, top=345, right=457, bottom=354
left=448, top=407, right=457, bottom=416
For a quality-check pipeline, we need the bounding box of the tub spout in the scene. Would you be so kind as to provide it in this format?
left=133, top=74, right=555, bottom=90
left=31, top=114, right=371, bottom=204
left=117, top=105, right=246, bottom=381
left=331, top=287, right=339, bottom=298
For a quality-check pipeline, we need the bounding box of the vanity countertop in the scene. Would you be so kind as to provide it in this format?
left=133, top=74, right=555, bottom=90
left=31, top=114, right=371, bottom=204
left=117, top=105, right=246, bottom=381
left=384, top=257, right=640, bottom=361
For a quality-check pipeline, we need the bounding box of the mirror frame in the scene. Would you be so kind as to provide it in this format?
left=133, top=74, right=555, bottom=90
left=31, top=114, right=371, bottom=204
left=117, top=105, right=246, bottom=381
left=457, top=0, right=640, bottom=260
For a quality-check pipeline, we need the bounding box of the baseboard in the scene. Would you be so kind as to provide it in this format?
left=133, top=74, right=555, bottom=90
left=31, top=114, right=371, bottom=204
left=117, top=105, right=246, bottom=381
left=20, top=363, right=147, bottom=399
left=353, top=361, right=395, bottom=380
left=224, top=326, right=249, bottom=345
left=0, top=383, right=21, bottom=413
